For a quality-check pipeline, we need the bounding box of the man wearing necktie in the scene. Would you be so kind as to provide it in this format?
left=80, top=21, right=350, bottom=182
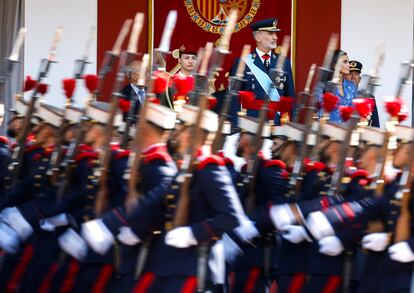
left=228, top=18, right=295, bottom=126
left=120, top=61, right=145, bottom=122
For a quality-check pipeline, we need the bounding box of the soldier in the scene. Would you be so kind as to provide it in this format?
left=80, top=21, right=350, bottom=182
left=229, top=18, right=295, bottom=126
left=349, top=60, right=380, bottom=127
left=0, top=102, right=61, bottom=292
left=82, top=101, right=178, bottom=292
left=107, top=105, right=245, bottom=293
left=225, top=116, right=288, bottom=292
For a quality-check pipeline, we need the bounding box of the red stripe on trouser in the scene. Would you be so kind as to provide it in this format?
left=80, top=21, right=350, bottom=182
left=244, top=266, right=261, bottom=293
left=180, top=276, right=197, bottom=293
left=59, top=259, right=80, bottom=293
left=229, top=271, right=235, bottom=293
left=38, top=263, right=59, bottom=293
left=6, top=244, right=34, bottom=292
left=287, top=272, right=306, bottom=293
left=269, top=281, right=278, bottom=293
left=91, top=264, right=113, bottom=293
left=321, top=275, right=341, bottom=293
left=133, top=272, right=156, bottom=293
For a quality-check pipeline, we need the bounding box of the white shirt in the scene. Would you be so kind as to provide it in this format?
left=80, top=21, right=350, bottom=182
left=255, top=48, right=272, bottom=65
left=130, top=83, right=145, bottom=103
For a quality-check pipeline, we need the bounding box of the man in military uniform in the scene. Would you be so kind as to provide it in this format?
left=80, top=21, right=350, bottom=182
left=229, top=18, right=295, bottom=126
left=348, top=60, right=380, bottom=127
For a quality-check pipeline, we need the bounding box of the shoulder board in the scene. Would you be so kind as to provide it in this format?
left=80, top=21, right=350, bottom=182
left=75, top=151, right=98, bottom=163
left=79, top=144, right=94, bottom=152
left=351, top=169, right=369, bottom=179
left=263, top=159, right=286, bottom=169
left=223, top=157, right=234, bottom=167
left=305, top=161, right=326, bottom=173
left=0, top=136, right=9, bottom=145
left=25, top=144, right=42, bottom=153
left=197, top=155, right=225, bottom=170
left=144, top=152, right=172, bottom=164
left=114, top=149, right=130, bottom=160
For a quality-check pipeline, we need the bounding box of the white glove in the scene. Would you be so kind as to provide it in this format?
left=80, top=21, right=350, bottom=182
left=0, top=222, right=21, bottom=254
left=221, top=233, right=242, bottom=264
left=362, top=233, right=389, bottom=252
left=234, top=220, right=260, bottom=243
left=388, top=241, right=414, bottom=263
left=318, top=236, right=344, bottom=256
left=59, top=228, right=87, bottom=260
left=117, top=226, right=141, bottom=246
left=269, top=204, right=297, bottom=230
left=282, top=225, right=312, bottom=244
left=81, top=219, right=115, bottom=255
left=165, top=227, right=197, bottom=248
left=306, top=211, right=335, bottom=241
left=2, top=207, right=33, bottom=240
left=40, top=213, right=69, bottom=231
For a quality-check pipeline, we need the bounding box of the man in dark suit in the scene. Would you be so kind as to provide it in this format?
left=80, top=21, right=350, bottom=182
left=229, top=18, right=295, bottom=126
left=349, top=60, right=380, bottom=127
left=120, top=61, right=145, bottom=122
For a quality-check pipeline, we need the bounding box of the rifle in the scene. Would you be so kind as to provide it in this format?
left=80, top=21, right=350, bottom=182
left=393, top=58, right=414, bottom=243
left=47, top=27, right=96, bottom=185
left=94, top=20, right=140, bottom=217
left=287, top=63, right=317, bottom=198
left=211, top=44, right=251, bottom=153
left=57, top=20, right=132, bottom=200
left=244, top=36, right=291, bottom=216
left=0, top=27, right=26, bottom=127
left=308, top=34, right=338, bottom=162
left=8, top=27, right=63, bottom=184
left=120, top=13, right=145, bottom=149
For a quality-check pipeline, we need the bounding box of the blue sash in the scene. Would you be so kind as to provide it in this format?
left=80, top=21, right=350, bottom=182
left=243, top=54, right=280, bottom=101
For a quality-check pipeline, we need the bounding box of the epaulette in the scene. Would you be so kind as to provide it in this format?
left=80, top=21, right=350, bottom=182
left=263, top=159, right=286, bottom=169
left=351, top=169, right=369, bottom=179
left=305, top=160, right=326, bottom=173
left=75, top=144, right=98, bottom=163
left=25, top=144, right=42, bottom=153
left=0, top=136, right=9, bottom=145
left=196, top=155, right=225, bottom=170
left=144, top=152, right=172, bottom=164
left=114, top=149, right=130, bottom=160
left=216, top=151, right=234, bottom=167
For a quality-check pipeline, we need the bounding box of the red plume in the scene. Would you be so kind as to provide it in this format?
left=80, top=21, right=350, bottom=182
left=239, top=91, right=256, bottom=109
left=37, top=83, right=48, bottom=95
left=353, top=98, right=372, bottom=118
left=84, top=74, right=98, bottom=94
left=118, top=99, right=131, bottom=113
left=148, top=97, right=160, bottom=104
left=153, top=71, right=171, bottom=94
left=385, top=98, right=403, bottom=117
left=322, top=92, right=339, bottom=113
left=24, top=76, right=37, bottom=92
left=339, top=106, right=354, bottom=122
left=207, top=96, right=217, bottom=110
left=62, top=78, right=76, bottom=99
left=173, top=74, right=195, bottom=96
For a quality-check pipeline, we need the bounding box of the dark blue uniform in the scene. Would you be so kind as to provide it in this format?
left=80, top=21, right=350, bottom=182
left=127, top=154, right=243, bottom=293
left=229, top=50, right=295, bottom=126
left=0, top=137, right=11, bottom=197
left=101, top=144, right=177, bottom=292
left=229, top=159, right=289, bottom=293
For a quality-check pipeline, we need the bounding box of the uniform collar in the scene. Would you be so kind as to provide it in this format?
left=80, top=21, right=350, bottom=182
left=256, top=48, right=272, bottom=60
left=142, top=143, right=167, bottom=155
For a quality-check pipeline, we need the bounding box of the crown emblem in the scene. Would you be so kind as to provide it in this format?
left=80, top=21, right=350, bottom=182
left=179, top=45, right=186, bottom=52
left=273, top=20, right=278, bottom=28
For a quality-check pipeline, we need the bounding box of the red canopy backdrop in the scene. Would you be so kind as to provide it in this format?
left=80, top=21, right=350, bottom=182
left=152, top=0, right=292, bottom=92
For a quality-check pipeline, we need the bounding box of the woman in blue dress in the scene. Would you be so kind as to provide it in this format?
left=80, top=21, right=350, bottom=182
left=318, top=50, right=358, bottom=123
